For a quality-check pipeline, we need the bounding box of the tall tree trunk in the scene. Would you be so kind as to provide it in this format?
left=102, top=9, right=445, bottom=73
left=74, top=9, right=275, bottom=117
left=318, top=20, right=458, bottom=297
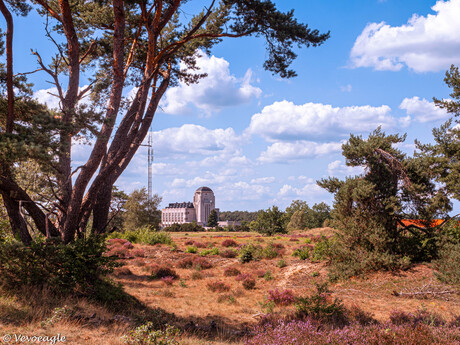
left=91, top=181, right=113, bottom=234
left=1, top=191, right=32, bottom=244
left=0, top=0, right=14, bottom=133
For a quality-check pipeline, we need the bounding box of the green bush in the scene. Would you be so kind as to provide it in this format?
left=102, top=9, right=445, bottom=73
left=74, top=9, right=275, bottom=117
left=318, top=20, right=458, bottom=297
left=199, top=248, right=220, bottom=256
left=311, top=236, right=332, bottom=262
left=186, top=246, right=198, bottom=254
left=292, top=246, right=310, bottom=260
left=260, top=243, right=279, bottom=259
left=435, top=241, right=460, bottom=286
left=107, top=227, right=172, bottom=246
left=123, top=323, right=180, bottom=345
left=239, top=244, right=262, bottom=263
left=295, top=283, right=345, bottom=324
left=0, top=236, right=119, bottom=294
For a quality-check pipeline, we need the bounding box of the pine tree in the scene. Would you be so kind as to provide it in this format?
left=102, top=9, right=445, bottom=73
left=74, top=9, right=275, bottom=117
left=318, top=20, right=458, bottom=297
left=318, top=128, right=451, bottom=280
left=207, top=209, right=218, bottom=228
left=0, top=0, right=329, bottom=244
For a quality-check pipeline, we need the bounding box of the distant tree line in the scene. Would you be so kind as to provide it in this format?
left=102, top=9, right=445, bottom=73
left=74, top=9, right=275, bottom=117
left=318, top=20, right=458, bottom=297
left=219, top=210, right=260, bottom=222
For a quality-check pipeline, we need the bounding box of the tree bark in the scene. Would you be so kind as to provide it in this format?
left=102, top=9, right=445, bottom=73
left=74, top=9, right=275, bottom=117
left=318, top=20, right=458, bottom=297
left=0, top=0, right=14, bottom=133
left=1, top=191, right=32, bottom=244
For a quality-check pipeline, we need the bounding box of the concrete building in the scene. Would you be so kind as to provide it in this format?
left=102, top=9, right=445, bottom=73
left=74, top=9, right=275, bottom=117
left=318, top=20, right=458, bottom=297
left=161, top=186, right=219, bottom=227
left=161, top=202, right=196, bottom=226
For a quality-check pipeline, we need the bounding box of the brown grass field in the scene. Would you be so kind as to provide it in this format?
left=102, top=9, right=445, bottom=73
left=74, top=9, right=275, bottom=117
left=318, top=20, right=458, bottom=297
left=0, top=228, right=459, bottom=344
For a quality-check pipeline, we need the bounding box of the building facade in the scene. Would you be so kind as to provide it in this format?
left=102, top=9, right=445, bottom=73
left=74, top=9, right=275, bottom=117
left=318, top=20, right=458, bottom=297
left=161, top=186, right=219, bottom=227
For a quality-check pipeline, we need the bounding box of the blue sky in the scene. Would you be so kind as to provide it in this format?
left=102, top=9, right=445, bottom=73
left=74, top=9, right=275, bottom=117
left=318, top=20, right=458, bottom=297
left=8, top=0, right=460, bottom=212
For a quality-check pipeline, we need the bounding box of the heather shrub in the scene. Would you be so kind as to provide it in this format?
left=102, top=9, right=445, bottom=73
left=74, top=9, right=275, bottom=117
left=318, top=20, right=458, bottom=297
left=0, top=236, right=119, bottom=294
left=114, top=267, right=133, bottom=276
left=161, top=276, right=175, bottom=286
left=235, top=273, right=253, bottom=281
left=242, top=277, right=256, bottom=290
left=222, top=239, right=239, bottom=247
left=224, top=267, right=241, bottom=277
left=191, top=271, right=203, bottom=280
left=131, top=248, right=145, bottom=257
left=193, top=241, right=207, bottom=248
left=217, top=294, right=236, bottom=304
left=220, top=249, right=237, bottom=258
left=177, top=257, right=212, bottom=270
left=207, top=280, right=230, bottom=292
left=184, top=240, right=195, bottom=245
left=245, top=320, right=460, bottom=345
left=123, top=323, right=180, bottom=345
left=267, top=288, right=295, bottom=306
left=132, top=258, right=146, bottom=266
left=389, top=308, right=445, bottom=327
left=149, top=266, right=178, bottom=280
left=294, top=283, right=346, bottom=325
left=253, top=269, right=266, bottom=278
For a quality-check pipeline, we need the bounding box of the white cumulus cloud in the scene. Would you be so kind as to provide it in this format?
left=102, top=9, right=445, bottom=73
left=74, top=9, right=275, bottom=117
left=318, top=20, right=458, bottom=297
left=350, top=0, right=460, bottom=72
left=246, top=100, right=395, bottom=142
left=151, top=124, right=240, bottom=156
left=258, top=141, right=343, bottom=163
left=327, top=160, right=365, bottom=177
left=399, top=96, right=449, bottom=123
left=161, top=53, right=262, bottom=115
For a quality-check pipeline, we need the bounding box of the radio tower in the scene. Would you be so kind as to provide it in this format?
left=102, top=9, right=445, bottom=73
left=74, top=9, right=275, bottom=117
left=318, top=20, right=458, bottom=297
left=147, top=130, right=154, bottom=222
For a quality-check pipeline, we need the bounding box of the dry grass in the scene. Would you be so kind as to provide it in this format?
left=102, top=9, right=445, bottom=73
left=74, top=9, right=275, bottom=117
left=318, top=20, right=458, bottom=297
left=1, top=228, right=458, bottom=344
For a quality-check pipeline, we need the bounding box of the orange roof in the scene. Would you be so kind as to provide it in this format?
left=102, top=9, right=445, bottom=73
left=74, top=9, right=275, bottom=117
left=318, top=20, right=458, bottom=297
left=400, top=219, right=445, bottom=228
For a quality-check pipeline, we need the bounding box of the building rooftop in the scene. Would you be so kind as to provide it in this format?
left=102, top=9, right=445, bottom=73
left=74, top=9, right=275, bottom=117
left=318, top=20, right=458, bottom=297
left=196, top=186, right=213, bottom=192
left=166, top=202, right=194, bottom=209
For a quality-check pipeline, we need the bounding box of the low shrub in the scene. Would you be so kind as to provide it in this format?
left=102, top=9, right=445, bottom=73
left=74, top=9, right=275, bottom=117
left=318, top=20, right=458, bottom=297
left=207, top=280, right=230, bottom=292
left=193, top=241, right=207, bottom=248
left=235, top=273, right=253, bottom=282
left=0, top=236, right=118, bottom=294
left=123, top=323, right=180, bottom=345
left=150, top=265, right=179, bottom=280
left=260, top=243, right=279, bottom=259
left=294, top=283, right=346, bottom=325
left=292, top=245, right=311, bottom=260
left=161, top=276, right=175, bottom=286
left=224, top=267, right=241, bottom=277
left=311, top=235, right=332, bottom=262
left=253, top=269, right=266, bottom=278
left=239, top=244, right=262, bottom=263
left=220, top=249, right=237, bottom=258
left=107, top=228, right=173, bottom=246
left=263, top=271, right=274, bottom=281
left=114, top=267, right=133, bottom=276
left=435, top=241, right=460, bottom=286
left=186, top=246, right=198, bottom=254
left=199, top=248, right=220, bottom=256
left=131, top=248, right=145, bottom=257
left=267, top=288, right=295, bottom=306
left=191, top=271, right=203, bottom=280
left=222, top=239, right=238, bottom=247
left=131, top=258, right=146, bottom=267
left=276, top=259, right=287, bottom=268
left=177, top=257, right=212, bottom=270
left=245, top=320, right=460, bottom=345
left=242, top=277, right=256, bottom=290
left=389, top=308, right=445, bottom=327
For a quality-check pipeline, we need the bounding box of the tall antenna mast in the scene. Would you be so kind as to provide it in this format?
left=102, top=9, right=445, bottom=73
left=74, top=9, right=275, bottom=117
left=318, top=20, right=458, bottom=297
left=147, top=130, right=154, bottom=222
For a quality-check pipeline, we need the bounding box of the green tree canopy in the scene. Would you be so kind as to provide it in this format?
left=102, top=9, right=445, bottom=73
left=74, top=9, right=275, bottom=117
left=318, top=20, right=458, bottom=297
left=207, top=209, right=218, bottom=228
left=318, top=128, right=451, bottom=279
left=250, top=205, right=286, bottom=236
left=0, top=0, right=329, bottom=243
